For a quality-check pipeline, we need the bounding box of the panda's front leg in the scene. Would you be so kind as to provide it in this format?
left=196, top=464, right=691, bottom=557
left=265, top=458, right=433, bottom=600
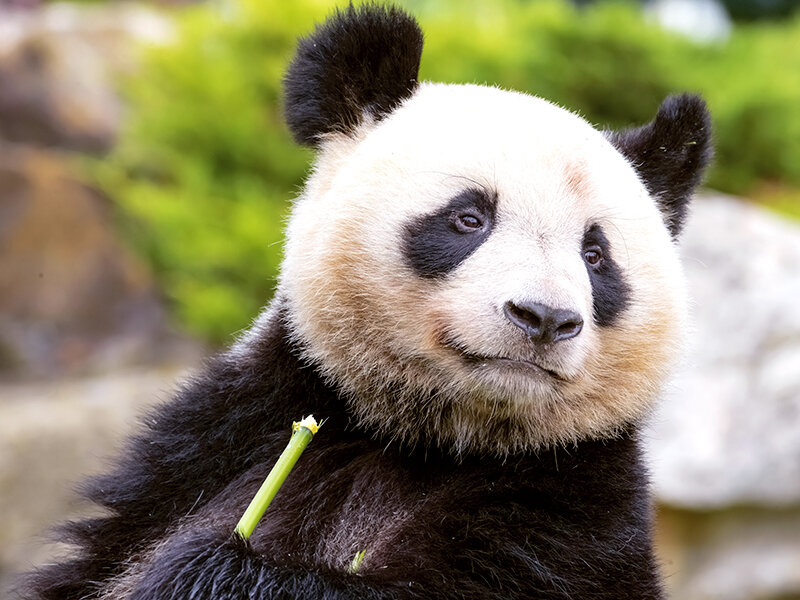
left=127, top=528, right=425, bottom=600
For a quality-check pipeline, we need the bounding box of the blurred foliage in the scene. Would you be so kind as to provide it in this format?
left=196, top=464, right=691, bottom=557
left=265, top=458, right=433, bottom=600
left=98, top=0, right=800, bottom=343
left=96, top=1, right=323, bottom=342
left=721, top=0, right=799, bottom=21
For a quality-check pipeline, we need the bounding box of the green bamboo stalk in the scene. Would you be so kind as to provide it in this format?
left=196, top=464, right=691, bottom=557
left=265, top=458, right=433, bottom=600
left=234, top=415, right=320, bottom=539
left=348, top=549, right=367, bottom=574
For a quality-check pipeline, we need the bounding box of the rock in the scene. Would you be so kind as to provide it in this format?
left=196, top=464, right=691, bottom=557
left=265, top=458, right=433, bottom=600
left=0, top=366, right=189, bottom=595
left=647, top=192, right=800, bottom=600
left=648, top=193, right=800, bottom=508
left=657, top=506, right=800, bottom=600
left=0, top=3, right=173, bottom=151
left=0, top=146, right=200, bottom=379
left=0, top=5, right=192, bottom=380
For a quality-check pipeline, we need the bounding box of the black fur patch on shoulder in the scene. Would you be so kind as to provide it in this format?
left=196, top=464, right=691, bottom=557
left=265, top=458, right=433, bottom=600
left=583, top=224, right=631, bottom=326
left=607, top=94, right=712, bottom=238
left=127, top=530, right=391, bottom=600
left=129, top=433, right=665, bottom=600
left=404, top=188, right=497, bottom=278
left=283, top=4, right=424, bottom=147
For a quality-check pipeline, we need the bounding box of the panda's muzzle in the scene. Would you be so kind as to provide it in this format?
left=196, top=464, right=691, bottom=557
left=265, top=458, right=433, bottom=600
left=503, top=301, right=583, bottom=344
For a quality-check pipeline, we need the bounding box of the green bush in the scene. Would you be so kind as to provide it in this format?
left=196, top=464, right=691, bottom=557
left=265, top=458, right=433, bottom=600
left=101, top=0, right=800, bottom=343
left=694, top=19, right=800, bottom=192
left=97, top=1, right=325, bottom=342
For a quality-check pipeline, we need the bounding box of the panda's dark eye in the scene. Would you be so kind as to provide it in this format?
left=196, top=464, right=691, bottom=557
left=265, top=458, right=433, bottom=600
left=452, top=213, right=483, bottom=233
left=404, top=188, right=497, bottom=278
left=584, top=247, right=603, bottom=266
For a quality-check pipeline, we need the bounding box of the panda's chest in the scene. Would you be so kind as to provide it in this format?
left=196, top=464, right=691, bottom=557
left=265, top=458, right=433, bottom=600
left=237, top=440, right=441, bottom=573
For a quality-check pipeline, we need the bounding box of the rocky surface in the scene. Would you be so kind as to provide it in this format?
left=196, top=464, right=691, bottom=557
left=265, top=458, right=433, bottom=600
left=647, top=193, right=800, bottom=600
left=0, top=365, right=192, bottom=596
left=0, top=146, right=201, bottom=379
left=648, top=193, right=800, bottom=507
left=657, top=506, right=800, bottom=600
left=0, top=4, right=187, bottom=380
left=0, top=3, right=172, bottom=152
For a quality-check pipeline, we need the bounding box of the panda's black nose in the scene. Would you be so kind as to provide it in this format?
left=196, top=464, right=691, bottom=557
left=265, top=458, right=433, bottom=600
left=503, top=301, right=583, bottom=344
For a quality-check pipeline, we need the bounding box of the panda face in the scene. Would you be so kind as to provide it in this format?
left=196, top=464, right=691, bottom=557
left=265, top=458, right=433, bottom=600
left=281, top=83, right=690, bottom=455
left=278, top=6, right=711, bottom=456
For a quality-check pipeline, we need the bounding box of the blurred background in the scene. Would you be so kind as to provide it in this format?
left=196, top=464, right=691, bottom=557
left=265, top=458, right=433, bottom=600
left=1, top=0, right=799, bottom=597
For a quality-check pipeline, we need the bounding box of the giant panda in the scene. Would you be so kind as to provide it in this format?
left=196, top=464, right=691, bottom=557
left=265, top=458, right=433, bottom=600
left=26, top=4, right=712, bottom=599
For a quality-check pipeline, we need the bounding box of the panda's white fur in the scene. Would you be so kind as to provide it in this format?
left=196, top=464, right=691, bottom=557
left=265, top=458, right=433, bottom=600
left=280, top=82, right=688, bottom=456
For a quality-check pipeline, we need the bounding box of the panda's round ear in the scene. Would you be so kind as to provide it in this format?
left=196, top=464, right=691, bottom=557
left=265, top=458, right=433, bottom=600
left=606, top=94, right=713, bottom=239
left=283, top=4, right=424, bottom=148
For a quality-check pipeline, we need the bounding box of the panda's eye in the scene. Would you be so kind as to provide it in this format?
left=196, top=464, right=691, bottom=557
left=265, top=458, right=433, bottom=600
left=452, top=212, right=483, bottom=233
left=584, top=247, right=603, bottom=266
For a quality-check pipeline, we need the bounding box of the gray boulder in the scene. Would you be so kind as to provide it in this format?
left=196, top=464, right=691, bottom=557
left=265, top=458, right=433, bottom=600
left=647, top=192, right=800, bottom=600
left=649, top=192, right=800, bottom=508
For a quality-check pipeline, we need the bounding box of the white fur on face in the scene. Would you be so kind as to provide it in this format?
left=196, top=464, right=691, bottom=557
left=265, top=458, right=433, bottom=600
left=279, top=83, right=688, bottom=456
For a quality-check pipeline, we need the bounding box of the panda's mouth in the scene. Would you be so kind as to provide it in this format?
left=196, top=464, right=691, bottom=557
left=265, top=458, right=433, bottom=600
left=442, top=339, right=566, bottom=381
left=467, top=354, right=565, bottom=381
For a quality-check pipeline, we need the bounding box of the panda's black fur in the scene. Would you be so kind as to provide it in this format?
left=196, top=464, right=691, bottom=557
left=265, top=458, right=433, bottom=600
left=284, top=4, right=424, bottom=147
left=608, top=95, right=713, bottom=239
left=26, top=314, right=662, bottom=600
left=24, top=5, right=711, bottom=599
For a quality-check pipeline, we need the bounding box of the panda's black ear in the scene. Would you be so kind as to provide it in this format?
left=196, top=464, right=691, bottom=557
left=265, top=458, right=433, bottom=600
left=283, top=4, right=424, bottom=148
left=607, top=94, right=713, bottom=239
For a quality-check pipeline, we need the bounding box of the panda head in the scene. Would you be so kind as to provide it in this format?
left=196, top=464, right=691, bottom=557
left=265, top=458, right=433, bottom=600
left=278, top=5, right=712, bottom=456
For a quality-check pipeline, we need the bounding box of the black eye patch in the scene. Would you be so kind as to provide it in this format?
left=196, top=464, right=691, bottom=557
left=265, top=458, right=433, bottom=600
left=404, top=188, right=497, bottom=279
left=583, top=224, right=631, bottom=326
